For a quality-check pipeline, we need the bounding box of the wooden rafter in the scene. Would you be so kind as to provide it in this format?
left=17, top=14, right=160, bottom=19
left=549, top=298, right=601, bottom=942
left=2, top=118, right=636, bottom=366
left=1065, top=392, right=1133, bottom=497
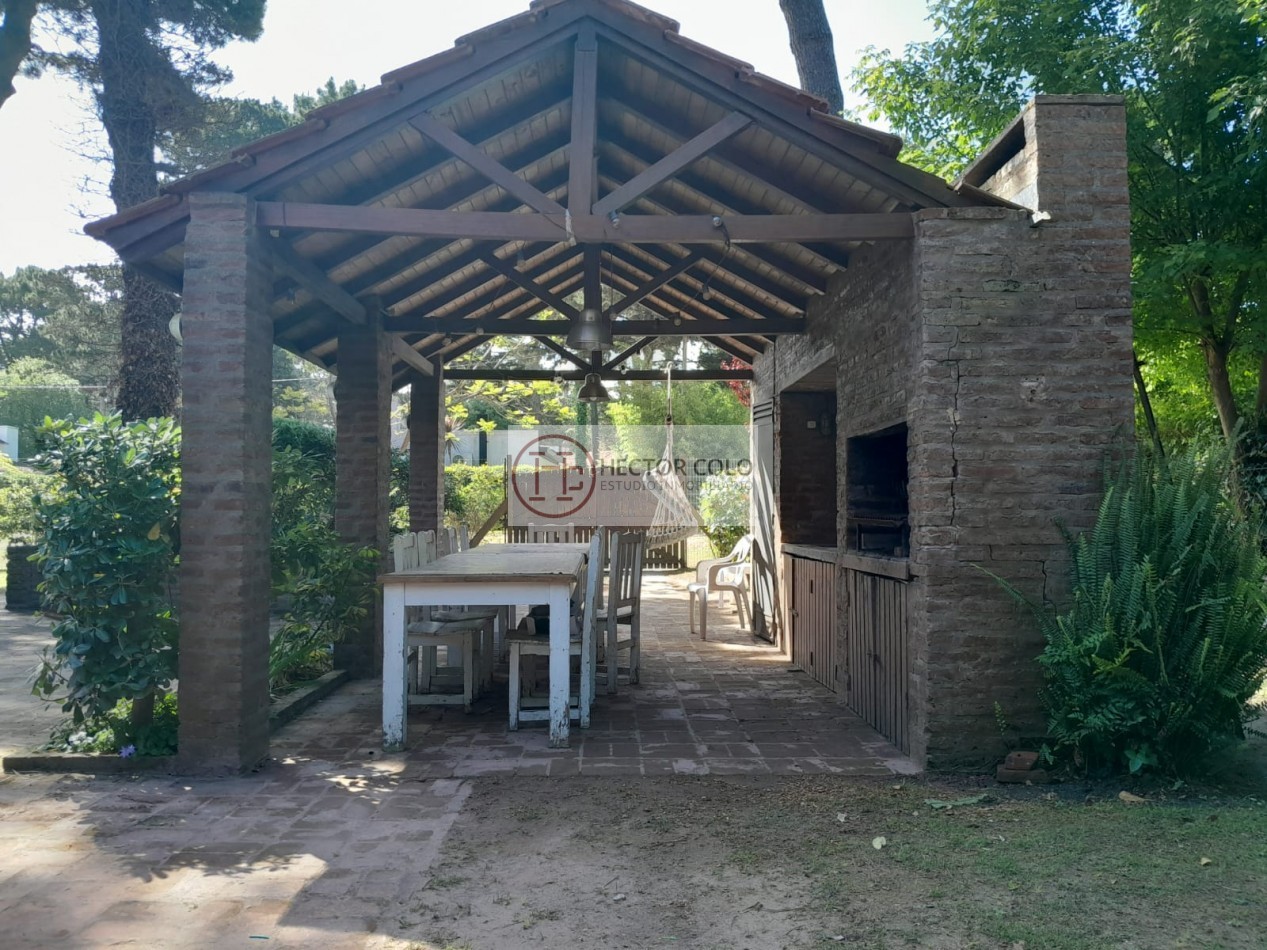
left=604, top=250, right=702, bottom=318
left=536, top=336, right=591, bottom=371
left=603, top=336, right=658, bottom=371
left=389, top=336, right=435, bottom=376
left=444, top=367, right=751, bottom=381
left=267, top=237, right=367, bottom=325
left=408, top=111, right=567, bottom=216
left=385, top=315, right=803, bottom=336
left=568, top=26, right=599, bottom=215
left=593, top=111, right=752, bottom=216
left=479, top=251, right=581, bottom=320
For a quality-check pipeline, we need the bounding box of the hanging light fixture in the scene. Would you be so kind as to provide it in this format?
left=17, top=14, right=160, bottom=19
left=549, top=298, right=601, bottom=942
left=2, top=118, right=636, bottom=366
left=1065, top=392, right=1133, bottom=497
left=566, top=306, right=612, bottom=350
left=578, top=372, right=611, bottom=403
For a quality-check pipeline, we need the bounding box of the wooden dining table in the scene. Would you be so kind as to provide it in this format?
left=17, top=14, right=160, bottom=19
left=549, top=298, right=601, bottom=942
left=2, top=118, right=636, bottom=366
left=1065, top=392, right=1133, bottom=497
left=380, top=543, right=588, bottom=751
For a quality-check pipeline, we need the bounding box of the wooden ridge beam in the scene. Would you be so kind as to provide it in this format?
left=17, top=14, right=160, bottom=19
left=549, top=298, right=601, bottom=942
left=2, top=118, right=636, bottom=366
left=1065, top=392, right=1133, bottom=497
left=593, top=111, right=751, bottom=216
left=256, top=202, right=914, bottom=244
left=568, top=27, right=599, bottom=215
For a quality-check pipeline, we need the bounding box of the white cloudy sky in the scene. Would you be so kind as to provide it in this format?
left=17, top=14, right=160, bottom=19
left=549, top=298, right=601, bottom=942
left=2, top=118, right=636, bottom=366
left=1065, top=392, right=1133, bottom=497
left=0, top=0, right=932, bottom=273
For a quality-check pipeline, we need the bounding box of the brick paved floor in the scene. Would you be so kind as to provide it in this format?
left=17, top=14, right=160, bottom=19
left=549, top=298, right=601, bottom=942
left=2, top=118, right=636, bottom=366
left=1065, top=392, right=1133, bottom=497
left=275, top=573, right=916, bottom=778
left=0, top=572, right=915, bottom=947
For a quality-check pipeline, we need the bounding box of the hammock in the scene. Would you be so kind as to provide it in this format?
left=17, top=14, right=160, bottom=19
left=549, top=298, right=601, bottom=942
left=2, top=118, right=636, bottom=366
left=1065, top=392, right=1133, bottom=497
left=642, top=364, right=700, bottom=546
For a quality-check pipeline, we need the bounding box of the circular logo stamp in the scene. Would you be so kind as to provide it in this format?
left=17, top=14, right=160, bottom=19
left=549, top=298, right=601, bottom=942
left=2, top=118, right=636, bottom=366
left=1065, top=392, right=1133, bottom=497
left=511, top=433, right=597, bottom=520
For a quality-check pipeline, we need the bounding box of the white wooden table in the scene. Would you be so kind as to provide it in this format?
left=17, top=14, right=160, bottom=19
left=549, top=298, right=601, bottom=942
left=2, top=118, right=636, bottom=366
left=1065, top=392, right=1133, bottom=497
left=380, top=543, right=588, bottom=751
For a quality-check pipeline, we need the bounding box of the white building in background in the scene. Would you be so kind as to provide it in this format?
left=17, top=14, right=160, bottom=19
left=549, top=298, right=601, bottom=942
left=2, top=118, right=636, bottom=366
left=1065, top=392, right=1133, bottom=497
left=0, top=426, right=17, bottom=461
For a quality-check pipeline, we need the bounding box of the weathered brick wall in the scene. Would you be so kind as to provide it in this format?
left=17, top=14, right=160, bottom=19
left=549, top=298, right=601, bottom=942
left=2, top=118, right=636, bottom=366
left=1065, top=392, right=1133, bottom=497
left=178, top=193, right=273, bottom=773
left=334, top=313, right=391, bottom=676
left=777, top=392, right=837, bottom=546
left=751, top=95, right=1133, bottom=769
left=911, top=96, right=1133, bottom=767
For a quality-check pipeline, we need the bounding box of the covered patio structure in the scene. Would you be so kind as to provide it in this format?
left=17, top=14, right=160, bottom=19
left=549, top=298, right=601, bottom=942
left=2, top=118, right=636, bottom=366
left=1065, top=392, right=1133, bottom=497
left=86, top=0, right=1133, bottom=773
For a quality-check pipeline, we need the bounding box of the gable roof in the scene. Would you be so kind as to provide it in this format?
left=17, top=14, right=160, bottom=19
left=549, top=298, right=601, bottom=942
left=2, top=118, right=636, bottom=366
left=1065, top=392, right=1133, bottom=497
left=86, top=0, right=1001, bottom=381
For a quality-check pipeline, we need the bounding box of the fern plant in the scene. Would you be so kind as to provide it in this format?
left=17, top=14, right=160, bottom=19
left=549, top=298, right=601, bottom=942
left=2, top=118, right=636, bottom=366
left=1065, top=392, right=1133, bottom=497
left=998, top=443, right=1267, bottom=775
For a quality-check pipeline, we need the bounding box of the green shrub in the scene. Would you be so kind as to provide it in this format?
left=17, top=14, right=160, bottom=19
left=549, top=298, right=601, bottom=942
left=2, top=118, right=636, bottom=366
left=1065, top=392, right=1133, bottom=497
left=996, top=443, right=1267, bottom=776
left=444, top=463, right=504, bottom=535
left=44, top=694, right=178, bottom=756
left=698, top=473, right=749, bottom=555
left=271, top=526, right=377, bottom=691
left=0, top=454, right=46, bottom=540
left=31, top=414, right=181, bottom=725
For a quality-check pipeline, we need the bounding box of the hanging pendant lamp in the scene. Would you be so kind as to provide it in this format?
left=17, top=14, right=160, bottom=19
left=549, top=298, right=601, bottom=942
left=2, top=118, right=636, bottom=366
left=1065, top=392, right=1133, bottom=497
left=566, top=307, right=613, bottom=350
left=578, top=372, right=611, bottom=403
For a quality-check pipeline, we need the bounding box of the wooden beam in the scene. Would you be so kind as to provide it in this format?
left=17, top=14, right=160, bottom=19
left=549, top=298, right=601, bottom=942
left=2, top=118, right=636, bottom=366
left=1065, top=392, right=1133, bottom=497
left=704, top=336, right=757, bottom=361
left=603, top=336, right=658, bottom=371
left=408, top=112, right=567, bottom=217
left=257, top=202, right=913, bottom=244
left=479, top=252, right=580, bottom=320
left=593, top=111, right=751, bottom=216
left=568, top=27, right=599, bottom=216
left=582, top=245, right=602, bottom=312
left=266, top=237, right=367, bottom=324
left=536, top=337, right=591, bottom=371
left=390, top=336, right=435, bottom=376
left=444, top=367, right=751, bottom=381
left=604, top=251, right=701, bottom=319
left=385, top=315, right=805, bottom=335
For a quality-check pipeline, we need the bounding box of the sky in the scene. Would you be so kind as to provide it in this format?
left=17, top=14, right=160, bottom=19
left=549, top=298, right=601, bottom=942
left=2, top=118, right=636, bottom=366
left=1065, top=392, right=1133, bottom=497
left=0, top=0, right=934, bottom=274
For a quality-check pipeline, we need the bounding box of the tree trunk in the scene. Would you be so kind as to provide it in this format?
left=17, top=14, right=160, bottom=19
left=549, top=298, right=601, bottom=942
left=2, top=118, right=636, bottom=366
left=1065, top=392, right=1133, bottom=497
left=778, top=0, right=844, bottom=114
left=92, top=0, right=180, bottom=420
left=1203, top=339, right=1239, bottom=441
left=0, top=0, right=39, bottom=110
left=1132, top=351, right=1164, bottom=457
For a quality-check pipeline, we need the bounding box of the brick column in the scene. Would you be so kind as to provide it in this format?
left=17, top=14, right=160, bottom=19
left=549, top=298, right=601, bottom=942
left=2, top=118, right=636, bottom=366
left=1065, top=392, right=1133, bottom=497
left=909, top=95, right=1134, bottom=768
left=334, top=310, right=390, bottom=676
left=408, top=366, right=444, bottom=532
left=178, top=192, right=273, bottom=773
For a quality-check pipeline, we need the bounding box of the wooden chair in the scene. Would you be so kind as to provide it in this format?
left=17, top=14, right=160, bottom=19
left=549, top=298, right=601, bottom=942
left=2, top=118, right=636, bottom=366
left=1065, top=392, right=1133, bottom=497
left=688, top=534, right=753, bottom=641
left=391, top=529, right=491, bottom=711
left=507, top=532, right=601, bottom=729
left=596, top=530, right=645, bottom=694
left=526, top=522, right=575, bottom=544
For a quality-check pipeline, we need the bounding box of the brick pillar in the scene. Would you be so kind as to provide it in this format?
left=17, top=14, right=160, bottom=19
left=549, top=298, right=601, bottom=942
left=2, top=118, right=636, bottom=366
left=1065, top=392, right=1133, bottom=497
left=334, top=310, right=390, bottom=676
left=178, top=192, right=273, bottom=773
left=408, top=366, right=444, bottom=532
left=908, top=95, right=1134, bottom=768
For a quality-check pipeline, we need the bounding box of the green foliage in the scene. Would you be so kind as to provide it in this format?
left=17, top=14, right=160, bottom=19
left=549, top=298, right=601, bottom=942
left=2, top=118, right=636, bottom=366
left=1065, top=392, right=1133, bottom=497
left=0, top=357, right=92, bottom=458
left=270, top=529, right=377, bottom=691
left=31, top=414, right=181, bottom=725
left=698, top=474, right=750, bottom=555
left=994, top=443, right=1267, bottom=775
left=44, top=694, right=178, bottom=757
left=444, top=464, right=505, bottom=535
left=0, top=453, right=46, bottom=540
left=0, top=264, right=122, bottom=386
left=852, top=0, right=1267, bottom=439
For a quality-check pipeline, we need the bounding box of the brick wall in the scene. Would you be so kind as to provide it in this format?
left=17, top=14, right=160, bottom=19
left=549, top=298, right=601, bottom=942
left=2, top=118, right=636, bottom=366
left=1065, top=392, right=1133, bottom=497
left=777, top=392, right=837, bottom=546
left=178, top=192, right=273, bottom=773
left=751, top=96, right=1133, bottom=769
left=334, top=312, right=391, bottom=676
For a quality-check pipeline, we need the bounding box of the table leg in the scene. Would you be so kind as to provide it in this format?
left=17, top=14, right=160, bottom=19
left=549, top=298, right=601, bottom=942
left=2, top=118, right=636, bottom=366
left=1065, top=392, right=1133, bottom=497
left=548, top=584, right=571, bottom=748
left=382, top=584, right=407, bottom=752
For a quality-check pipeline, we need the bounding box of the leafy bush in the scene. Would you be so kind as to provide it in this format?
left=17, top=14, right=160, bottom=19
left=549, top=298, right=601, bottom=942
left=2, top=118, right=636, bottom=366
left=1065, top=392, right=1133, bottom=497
left=0, top=454, right=46, bottom=540
left=44, top=694, right=178, bottom=756
left=31, top=414, right=181, bottom=725
left=271, top=527, right=377, bottom=691
left=997, top=444, right=1267, bottom=776
left=698, top=473, right=749, bottom=555
left=444, top=463, right=504, bottom=535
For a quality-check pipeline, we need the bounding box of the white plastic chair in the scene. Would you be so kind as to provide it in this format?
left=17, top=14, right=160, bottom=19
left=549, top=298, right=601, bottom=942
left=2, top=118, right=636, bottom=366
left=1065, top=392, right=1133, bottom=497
left=688, top=534, right=752, bottom=640
left=507, top=532, right=601, bottom=729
